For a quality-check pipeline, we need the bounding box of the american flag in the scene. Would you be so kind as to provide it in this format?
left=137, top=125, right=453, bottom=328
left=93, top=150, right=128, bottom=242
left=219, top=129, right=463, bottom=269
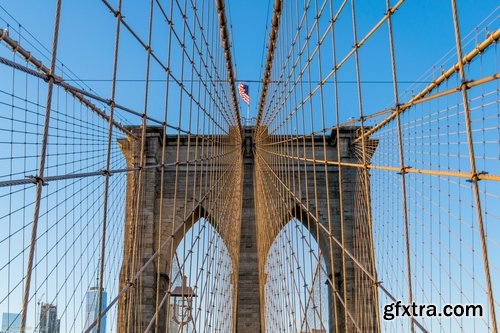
left=238, top=83, right=250, bottom=105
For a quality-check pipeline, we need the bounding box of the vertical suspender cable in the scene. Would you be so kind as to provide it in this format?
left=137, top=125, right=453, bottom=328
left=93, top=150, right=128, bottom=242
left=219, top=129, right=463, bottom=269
left=96, top=0, right=122, bottom=332
left=450, top=1, right=497, bottom=332
left=20, top=1, right=62, bottom=331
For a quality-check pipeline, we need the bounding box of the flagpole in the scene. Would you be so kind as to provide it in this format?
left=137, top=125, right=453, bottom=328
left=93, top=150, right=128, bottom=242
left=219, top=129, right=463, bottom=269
left=246, top=103, right=250, bottom=126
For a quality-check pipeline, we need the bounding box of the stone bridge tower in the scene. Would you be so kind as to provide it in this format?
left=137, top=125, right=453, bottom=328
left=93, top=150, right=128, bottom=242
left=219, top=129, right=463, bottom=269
left=116, top=126, right=378, bottom=332
left=253, top=126, right=379, bottom=332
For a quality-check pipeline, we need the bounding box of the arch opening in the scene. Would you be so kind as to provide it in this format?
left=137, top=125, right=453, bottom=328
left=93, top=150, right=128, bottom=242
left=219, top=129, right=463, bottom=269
left=264, top=218, right=330, bottom=332
left=169, top=217, right=234, bottom=332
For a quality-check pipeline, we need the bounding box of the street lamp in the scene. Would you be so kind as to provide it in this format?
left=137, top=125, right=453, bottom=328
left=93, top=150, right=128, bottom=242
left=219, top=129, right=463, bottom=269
left=170, top=275, right=197, bottom=327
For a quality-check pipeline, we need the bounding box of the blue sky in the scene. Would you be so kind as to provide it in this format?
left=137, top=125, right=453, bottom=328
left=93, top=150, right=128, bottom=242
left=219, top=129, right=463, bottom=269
left=0, top=0, right=497, bottom=124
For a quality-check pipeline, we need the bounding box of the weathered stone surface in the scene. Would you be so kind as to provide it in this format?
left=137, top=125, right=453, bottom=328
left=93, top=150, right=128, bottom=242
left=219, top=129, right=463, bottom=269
left=236, top=127, right=261, bottom=332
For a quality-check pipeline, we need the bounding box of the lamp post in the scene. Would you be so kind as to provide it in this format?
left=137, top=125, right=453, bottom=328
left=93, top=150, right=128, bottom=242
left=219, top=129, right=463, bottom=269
left=170, top=275, right=197, bottom=328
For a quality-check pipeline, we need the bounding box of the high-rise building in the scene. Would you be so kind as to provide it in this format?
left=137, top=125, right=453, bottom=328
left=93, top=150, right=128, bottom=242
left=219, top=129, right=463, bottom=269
left=84, top=286, right=107, bottom=333
left=1, top=312, right=20, bottom=333
left=39, top=304, right=59, bottom=333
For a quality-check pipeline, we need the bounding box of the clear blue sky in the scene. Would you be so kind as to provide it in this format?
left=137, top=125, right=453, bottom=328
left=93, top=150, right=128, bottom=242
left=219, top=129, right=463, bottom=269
left=2, top=0, right=496, bottom=122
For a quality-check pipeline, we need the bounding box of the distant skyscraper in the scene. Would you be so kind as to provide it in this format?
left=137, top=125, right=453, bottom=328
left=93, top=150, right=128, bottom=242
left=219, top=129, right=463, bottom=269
left=39, top=304, right=59, bottom=333
left=1, top=312, right=20, bottom=333
left=84, top=286, right=107, bottom=333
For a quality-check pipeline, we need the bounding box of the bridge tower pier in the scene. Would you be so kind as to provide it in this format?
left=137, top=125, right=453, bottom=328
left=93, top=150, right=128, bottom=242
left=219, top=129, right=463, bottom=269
left=116, top=126, right=243, bottom=332
left=253, top=126, right=379, bottom=333
left=116, top=126, right=378, bottom=332
left=235, top=126, right=262, bottom=332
